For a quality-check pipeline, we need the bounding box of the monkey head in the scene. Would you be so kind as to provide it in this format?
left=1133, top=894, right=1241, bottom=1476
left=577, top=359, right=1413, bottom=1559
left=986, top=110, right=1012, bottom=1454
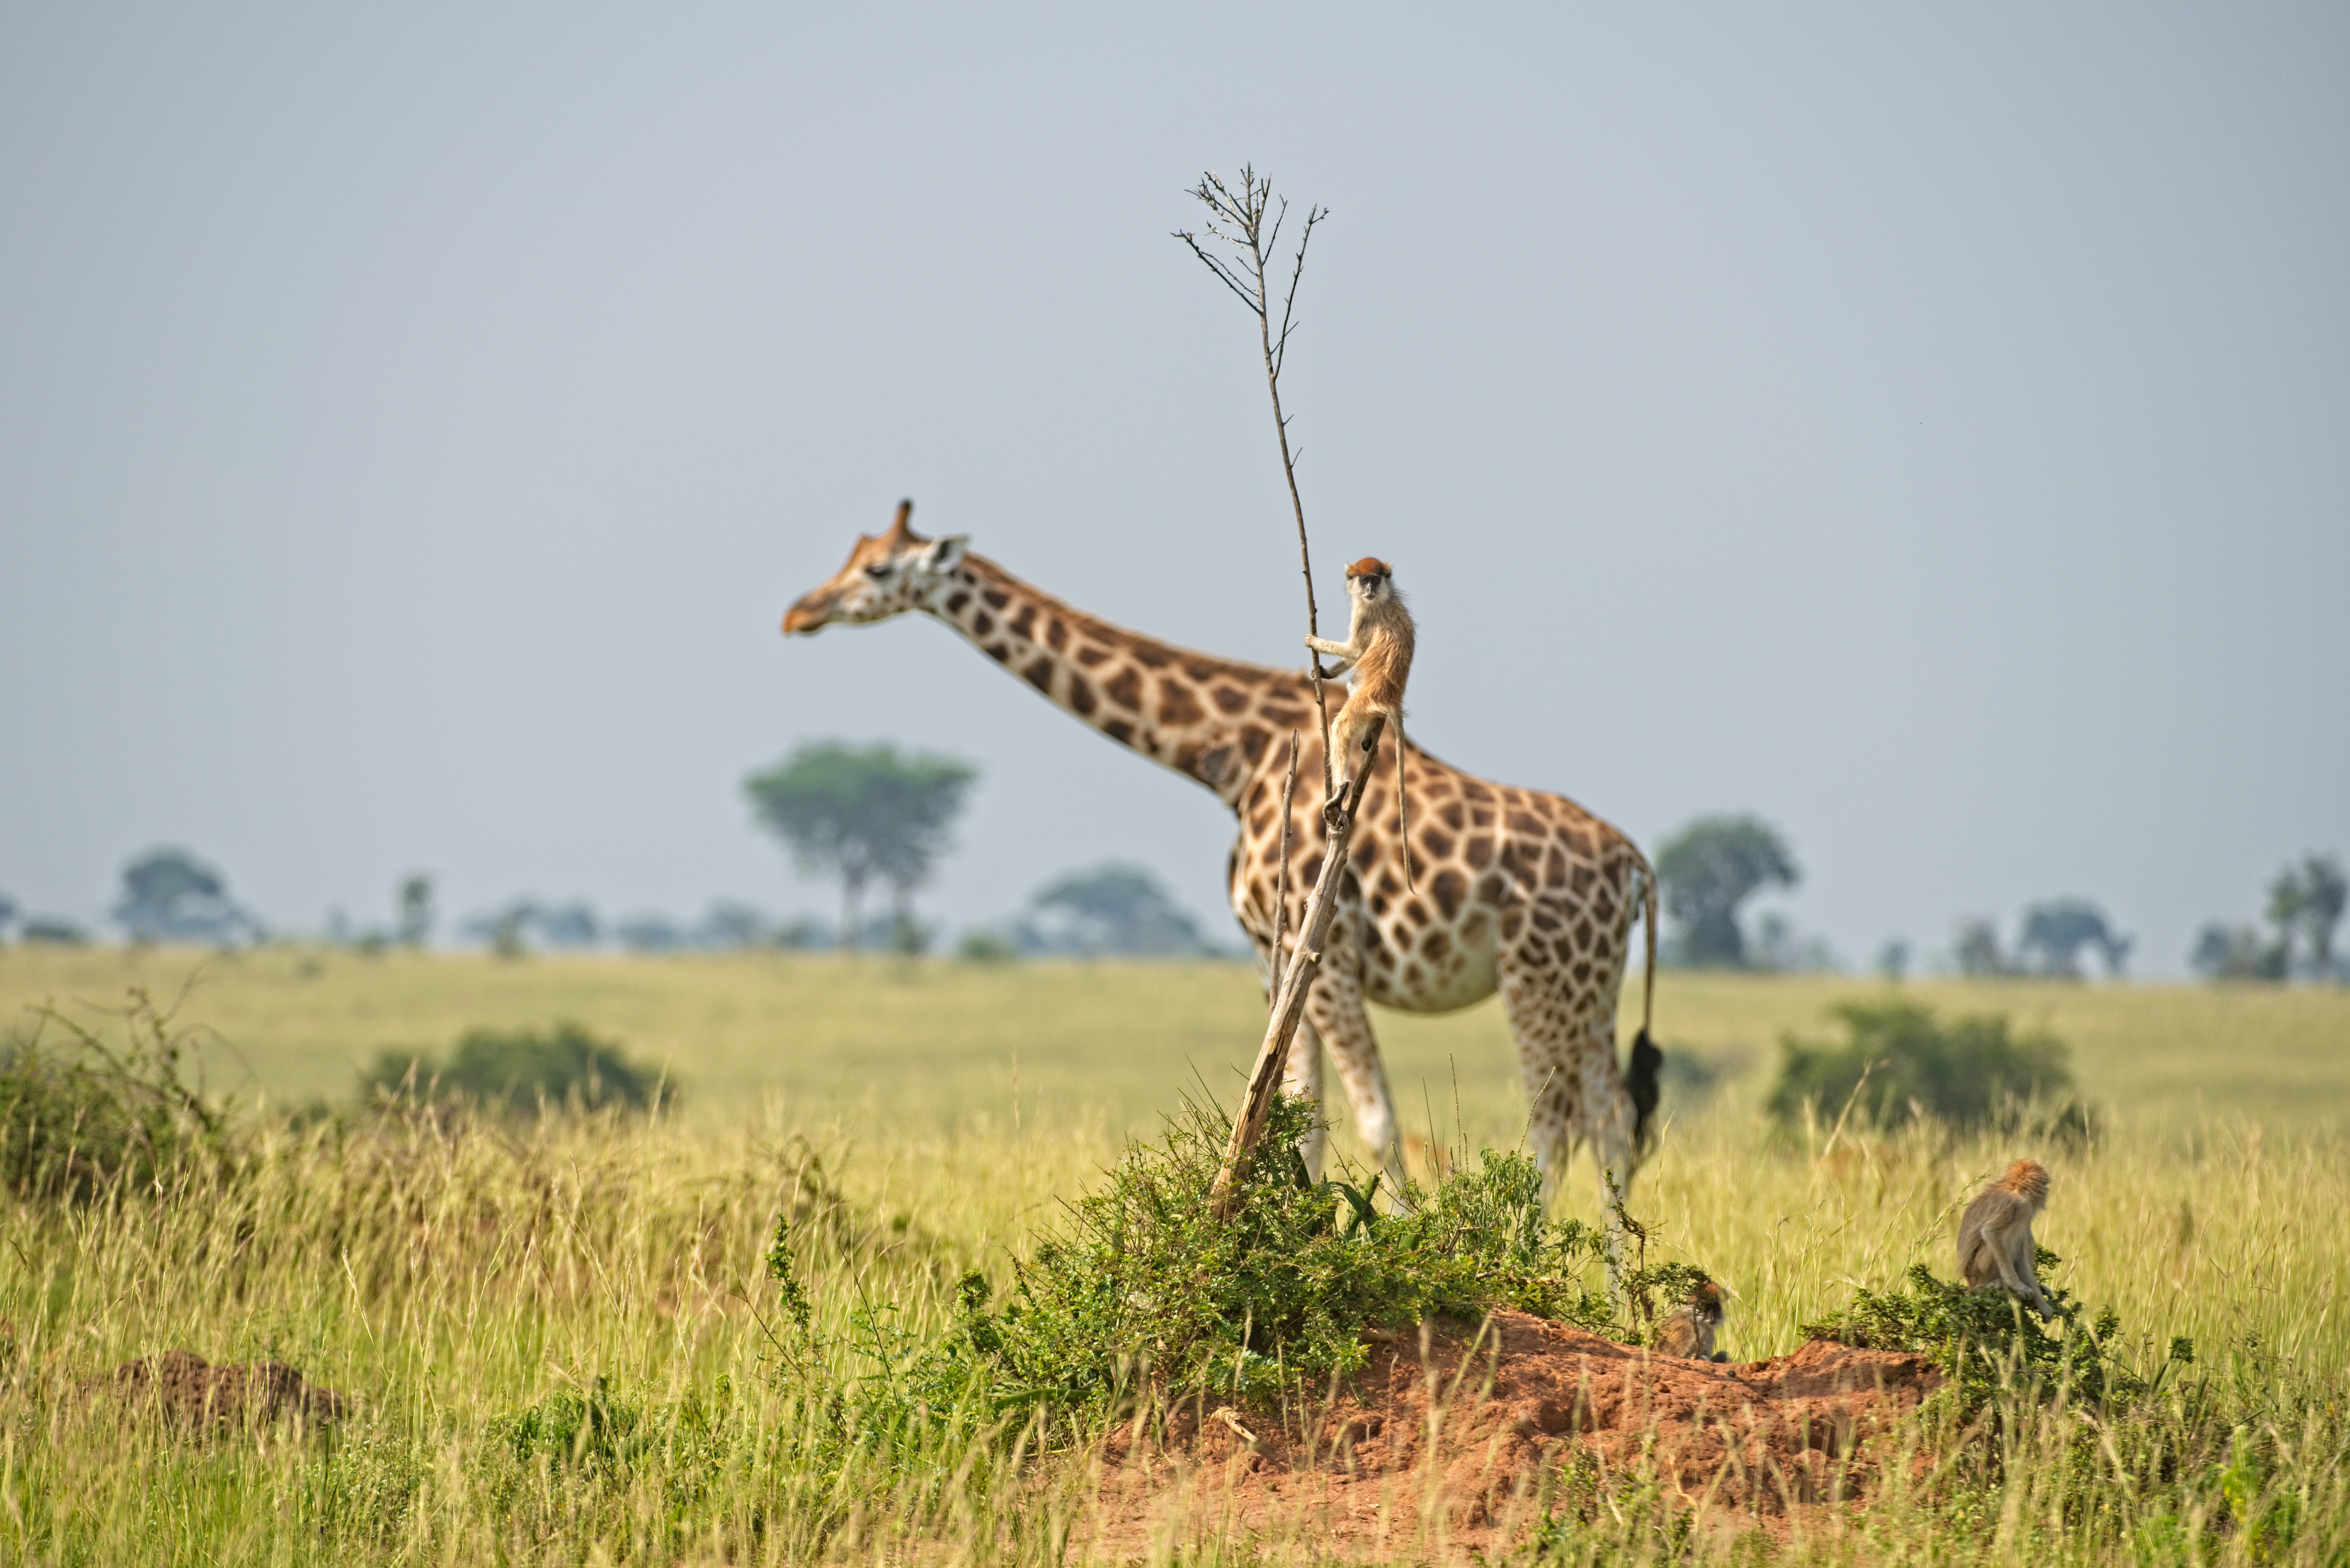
left=2001, top=1159, right=2051, bottom=1206
left=1686, top=1279, right=1725, bottom=1326
left=783, top=500, right=971, bottom=635
left=1343, top=557, right=1396, bottom=605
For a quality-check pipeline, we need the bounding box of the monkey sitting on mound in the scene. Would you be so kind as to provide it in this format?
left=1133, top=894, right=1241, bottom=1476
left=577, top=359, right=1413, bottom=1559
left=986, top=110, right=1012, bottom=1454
left=1306, top=558, right=1417, bottom=879
left=1958, top=1159, right=2057, bottom=1320
left=1654, top=1279, right=1728, bottom=1362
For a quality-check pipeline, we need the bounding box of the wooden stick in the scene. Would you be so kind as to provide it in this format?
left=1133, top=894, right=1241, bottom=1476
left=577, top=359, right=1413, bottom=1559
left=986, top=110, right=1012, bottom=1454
left=1211, top=717, right=1385, bottom=1219
left=1267, top=729, right=1300, bottom=1009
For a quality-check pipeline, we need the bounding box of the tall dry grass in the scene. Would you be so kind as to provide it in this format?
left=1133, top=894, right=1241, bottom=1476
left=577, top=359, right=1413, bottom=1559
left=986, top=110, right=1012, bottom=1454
left=1, top=1090, right=2344, bottom=1564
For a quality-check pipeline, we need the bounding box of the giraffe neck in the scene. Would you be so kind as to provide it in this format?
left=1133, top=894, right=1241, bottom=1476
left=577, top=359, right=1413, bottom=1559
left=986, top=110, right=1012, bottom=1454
left=923, top=554, right=1322, bottom=810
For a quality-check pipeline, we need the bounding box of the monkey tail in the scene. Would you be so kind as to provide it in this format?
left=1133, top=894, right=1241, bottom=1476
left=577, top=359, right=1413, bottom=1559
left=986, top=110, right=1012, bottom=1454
left=1395, top=715, right=1415, bottom=894
left=1627, top=845, right=1663, bottom=1152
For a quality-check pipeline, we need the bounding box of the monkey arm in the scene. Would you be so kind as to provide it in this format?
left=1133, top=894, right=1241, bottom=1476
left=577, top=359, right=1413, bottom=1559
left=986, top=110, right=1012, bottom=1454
left=1984, top=1214, right=2055, bottom=1314
left=1304, top=637, right=1357, bottom=679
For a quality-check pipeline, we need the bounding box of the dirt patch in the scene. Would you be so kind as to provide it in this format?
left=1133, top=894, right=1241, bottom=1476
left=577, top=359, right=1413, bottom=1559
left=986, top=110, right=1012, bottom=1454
left=1086, top=1311, right=1940, bottom=1559
left=97, top=1350, right=349, bottom=1435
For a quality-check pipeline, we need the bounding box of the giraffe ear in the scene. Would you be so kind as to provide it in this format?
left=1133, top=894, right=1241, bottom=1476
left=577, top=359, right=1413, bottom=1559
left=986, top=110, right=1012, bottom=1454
left=921, top=535, right=969, bottom=571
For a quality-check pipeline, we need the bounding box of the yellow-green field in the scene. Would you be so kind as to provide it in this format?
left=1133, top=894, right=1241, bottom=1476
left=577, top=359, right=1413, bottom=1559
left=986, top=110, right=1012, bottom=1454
left=4, top=944, right=2345, bottom=1139
left=3, top=945, right=2347, bottom=1563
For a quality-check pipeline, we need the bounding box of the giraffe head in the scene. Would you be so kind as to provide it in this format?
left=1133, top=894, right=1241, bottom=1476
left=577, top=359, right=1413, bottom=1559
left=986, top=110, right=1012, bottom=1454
left=782, top=500, right=970, bottom=635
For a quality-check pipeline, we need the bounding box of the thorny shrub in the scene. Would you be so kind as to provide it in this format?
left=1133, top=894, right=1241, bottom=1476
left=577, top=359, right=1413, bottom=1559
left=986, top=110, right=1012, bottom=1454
left=0, top=987, right=234, bottom=1201
left=903, top=1095, right=1638, bottom=1418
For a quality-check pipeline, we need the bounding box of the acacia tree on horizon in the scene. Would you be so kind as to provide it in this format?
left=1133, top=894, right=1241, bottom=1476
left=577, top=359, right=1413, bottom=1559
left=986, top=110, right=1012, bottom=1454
left=744, top=741, right=978, bottom=951
left=1654, top=815, right=1799, bottom=969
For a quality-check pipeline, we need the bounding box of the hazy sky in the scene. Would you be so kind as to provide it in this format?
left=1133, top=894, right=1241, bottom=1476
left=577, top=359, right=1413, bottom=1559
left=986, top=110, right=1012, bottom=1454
left=2, top=4, right=2344, bottom=975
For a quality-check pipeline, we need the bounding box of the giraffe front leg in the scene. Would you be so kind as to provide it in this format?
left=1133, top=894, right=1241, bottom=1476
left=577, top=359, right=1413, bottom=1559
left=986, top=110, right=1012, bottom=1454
left=1283, top=1014, right=1327, bottom=1177
left=1301, top=952, right=1406, bottom=1202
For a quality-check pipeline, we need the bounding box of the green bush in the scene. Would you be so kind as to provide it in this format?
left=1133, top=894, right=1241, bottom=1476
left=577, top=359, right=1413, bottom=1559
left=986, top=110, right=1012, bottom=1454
left=924, top=1094, right=1623, bottom=1418
left=0, top=991, right=230, bottom=1201
left=1801, top=1259, right=2189, bottom=1417
left=1766, top=998, right=2092, bottom=1137
left=363, top=1022, right=668, bottom=1116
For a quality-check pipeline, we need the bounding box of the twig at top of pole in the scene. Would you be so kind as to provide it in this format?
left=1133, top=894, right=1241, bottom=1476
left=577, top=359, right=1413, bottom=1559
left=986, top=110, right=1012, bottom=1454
left=1175, top=167, right=1336, bottom=798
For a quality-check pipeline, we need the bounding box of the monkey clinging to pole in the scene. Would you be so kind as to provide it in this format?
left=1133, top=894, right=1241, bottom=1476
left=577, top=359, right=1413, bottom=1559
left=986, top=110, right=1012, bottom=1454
left=1307, top=558, right=1416, bottom=889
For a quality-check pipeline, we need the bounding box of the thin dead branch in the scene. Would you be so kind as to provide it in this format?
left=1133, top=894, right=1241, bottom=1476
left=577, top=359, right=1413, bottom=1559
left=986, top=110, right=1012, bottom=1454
left=1176, top=166, right=1336, bottom=796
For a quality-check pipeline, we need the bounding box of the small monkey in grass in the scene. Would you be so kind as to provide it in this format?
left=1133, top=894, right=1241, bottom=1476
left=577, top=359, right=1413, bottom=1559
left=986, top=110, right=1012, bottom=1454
left=1655, top=1279, right=1728, bottom=1362
left=1305, top=558, right=1416, bottom=885
left=1958, top=1159, right=2057, bottom=1320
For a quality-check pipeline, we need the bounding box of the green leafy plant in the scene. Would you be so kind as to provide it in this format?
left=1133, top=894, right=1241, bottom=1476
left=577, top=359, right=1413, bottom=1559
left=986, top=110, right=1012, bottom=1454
left=362, top=1021, right=668, bottom=1116
left=1800, top=1257, right=2186, bottom=1416
left=0, top=989, right=230, bottom=1201
left=933, top=1094, right=1622, bottom=1418
left=1767, top=999, right=2094, bottom=1139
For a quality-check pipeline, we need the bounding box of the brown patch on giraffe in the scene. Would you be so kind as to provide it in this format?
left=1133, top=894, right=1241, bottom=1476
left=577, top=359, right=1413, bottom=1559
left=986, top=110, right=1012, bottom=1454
left=1545, top=846, right=1569, bottom=889
left=1131, top=645, right=1170, bottom=669
left=1045, top=616, right=1067, bottom=651
left=982, top=587, right=1010, bottom=610
left=944, top=590, right=971, bottom=614
left=1437, top=800, right=1465, bottom=831
left=1075, top=644, right=1113, bottom=668
left=1422, top=928, right=1453, bottom=962
left=1022, top=656, right=1055, bottom=693
left=1430, top=869, right=1468, bottom=921
left=973, top=611, right=995, bottom=637
left=1184, top=660, right=1218, bottom=682
left=1509, top=810, right=1544, bottom=837
left=1238, top=725, right=1271, bottom=764
left=984, top=642, right=1010, bottom=663
left=1159, top=681, right=1205, bottom=726
left=1212, top=685, right=1250, bottom=715
left=1069, top=677, right=1097, bottom=716
left=1195, top=743, right=1239, bottom=789
left=1008, top=603, right=1037, bottom=639
left=1420, top=827, right=1455, bottom=859
left=1104, top=668, right=1143, bottom=710
left=1103, top=718, right=1136, bottom=745
left=1261, top=704, right=1309, bottom=727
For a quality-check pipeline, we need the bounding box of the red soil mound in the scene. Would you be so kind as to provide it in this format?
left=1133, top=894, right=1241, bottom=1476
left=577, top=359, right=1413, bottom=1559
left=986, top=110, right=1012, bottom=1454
left=1086, top=1311, right=1940, bottom=1558
left=100, top=1350, right=349, bottom=1435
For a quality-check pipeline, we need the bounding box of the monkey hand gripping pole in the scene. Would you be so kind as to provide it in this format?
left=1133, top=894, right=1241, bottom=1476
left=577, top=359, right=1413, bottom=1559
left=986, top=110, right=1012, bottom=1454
left=1209, top=717, right=1385, bottom=1221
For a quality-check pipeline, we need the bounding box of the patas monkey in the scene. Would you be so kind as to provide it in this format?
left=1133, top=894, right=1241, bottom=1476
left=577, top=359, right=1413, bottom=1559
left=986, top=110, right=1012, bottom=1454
left=1957, top=1159, right=2056, bottom=1320
left=1305, top=559, right=1416, bottom=885
left=1654, top=1279, right=1728, bottom=1361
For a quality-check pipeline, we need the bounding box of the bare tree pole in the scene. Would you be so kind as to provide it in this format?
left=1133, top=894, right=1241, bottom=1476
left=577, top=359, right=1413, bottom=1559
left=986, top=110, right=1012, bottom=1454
left=1175, top=167, right=1336, bottom=797
left=1267, top=729, right=1300, bottom=1008
left=1212, top=718, right=1388, bottom=1220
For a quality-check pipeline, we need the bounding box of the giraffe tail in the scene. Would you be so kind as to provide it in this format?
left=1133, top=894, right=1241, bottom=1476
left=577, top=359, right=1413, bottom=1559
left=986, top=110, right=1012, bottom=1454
left=1627, top=848, right=1663, bottom=1152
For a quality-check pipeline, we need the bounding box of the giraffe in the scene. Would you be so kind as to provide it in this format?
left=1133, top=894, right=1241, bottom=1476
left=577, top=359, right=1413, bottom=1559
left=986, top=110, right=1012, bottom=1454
left=781, top=502, right=1665, bottom=1207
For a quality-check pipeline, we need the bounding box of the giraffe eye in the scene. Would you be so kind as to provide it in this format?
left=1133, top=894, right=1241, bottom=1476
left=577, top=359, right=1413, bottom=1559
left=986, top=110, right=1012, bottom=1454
left=863, top=563, right=891, bottom=579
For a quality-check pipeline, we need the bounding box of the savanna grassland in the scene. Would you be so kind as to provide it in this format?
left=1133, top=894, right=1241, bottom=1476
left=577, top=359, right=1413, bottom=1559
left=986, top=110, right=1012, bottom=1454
left=2, top=944, right=2347, bottom=1564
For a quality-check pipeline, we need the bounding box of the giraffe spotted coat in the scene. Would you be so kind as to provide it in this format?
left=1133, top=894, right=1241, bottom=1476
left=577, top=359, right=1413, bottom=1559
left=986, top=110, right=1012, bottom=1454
left=783, top=504, right=1661, bottom=1202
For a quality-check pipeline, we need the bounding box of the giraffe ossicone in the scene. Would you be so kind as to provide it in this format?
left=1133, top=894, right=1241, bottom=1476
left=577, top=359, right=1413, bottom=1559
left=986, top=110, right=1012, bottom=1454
left=782, top=501, right=1664, bottom=1209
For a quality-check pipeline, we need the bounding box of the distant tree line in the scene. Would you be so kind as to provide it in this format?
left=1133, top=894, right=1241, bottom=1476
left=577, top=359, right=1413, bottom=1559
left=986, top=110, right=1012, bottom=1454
left=2190, top=852, right=2344, bottom=983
